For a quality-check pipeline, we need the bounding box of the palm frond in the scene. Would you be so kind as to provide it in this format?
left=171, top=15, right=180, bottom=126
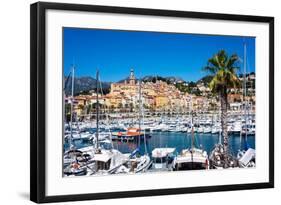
left=202, top=65, right=218, bottom=74
left=205, top=50, right=241, bottom=93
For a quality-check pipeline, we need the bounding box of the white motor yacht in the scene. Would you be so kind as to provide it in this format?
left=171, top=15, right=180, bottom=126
left=151, top=148, right=176, bottom=171
left=173, top=148, right=209, bottom=170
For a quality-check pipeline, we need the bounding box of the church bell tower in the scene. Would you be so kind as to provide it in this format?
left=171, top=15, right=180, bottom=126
left=129, top=68, right=136, bottom=85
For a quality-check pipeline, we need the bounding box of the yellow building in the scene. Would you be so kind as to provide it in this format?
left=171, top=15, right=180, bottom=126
left=105, top=94, right=124, bottom=108
left=104, top=69, right=192, bottom=110
left=155, top=95, right=170, bottom=108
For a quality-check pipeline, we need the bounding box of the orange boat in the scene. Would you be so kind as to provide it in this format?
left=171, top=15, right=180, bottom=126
left=126, top=128, right=144, bottom=136
left=112, top=127, right=145, bottom=141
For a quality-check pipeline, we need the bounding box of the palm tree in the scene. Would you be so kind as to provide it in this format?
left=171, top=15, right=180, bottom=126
left=204, top=50, right=240, bottom=167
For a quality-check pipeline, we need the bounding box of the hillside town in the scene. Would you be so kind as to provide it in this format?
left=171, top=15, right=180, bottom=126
left=65, top=68, right=255, bottom=119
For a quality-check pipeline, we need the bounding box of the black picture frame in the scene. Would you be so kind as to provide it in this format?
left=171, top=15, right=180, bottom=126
left=30, top=1, right=274, bottom=203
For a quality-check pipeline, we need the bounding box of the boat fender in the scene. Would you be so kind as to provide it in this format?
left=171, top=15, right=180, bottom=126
left=72, top=163, right=80, bottom=169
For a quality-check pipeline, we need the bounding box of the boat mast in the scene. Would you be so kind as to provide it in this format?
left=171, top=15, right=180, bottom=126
left=138, top=79, right=141, bottom=148
left=243, top=41, right=248, bottom=145
left=191, top=112, right=194, bottom=149
left=99, top=77, right=114, bottom=149
left=190, top=96, right=194, bottom=150
left=139, top=78, right=148, bottom=154
left=190, top=97, right=194, bottom=168
left=69, top=64, right=75, bottom=150
left=96, top=70, right=99, bottom=150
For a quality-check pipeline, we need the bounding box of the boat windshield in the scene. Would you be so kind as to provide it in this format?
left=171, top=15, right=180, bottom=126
left=176, top=162, right=206, bottom=170
left=153, top=157, right=167, bottom=163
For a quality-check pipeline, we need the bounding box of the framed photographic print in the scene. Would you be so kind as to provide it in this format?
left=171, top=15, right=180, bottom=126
left=30, top=2, right=274, bottom=203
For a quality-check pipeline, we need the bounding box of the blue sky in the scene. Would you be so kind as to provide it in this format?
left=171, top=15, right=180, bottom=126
left=63, top=27, right=255, bottom=82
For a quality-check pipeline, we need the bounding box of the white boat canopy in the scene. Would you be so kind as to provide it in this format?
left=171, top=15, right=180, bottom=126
left=174, top=149, right=208, bottom=164
left=152, top=148, right=176, bottom=158
left=93, top=152, right=113, bottom=163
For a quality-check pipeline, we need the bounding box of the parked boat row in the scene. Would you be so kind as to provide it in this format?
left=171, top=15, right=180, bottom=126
left=64, top=115, right=255, bottom=142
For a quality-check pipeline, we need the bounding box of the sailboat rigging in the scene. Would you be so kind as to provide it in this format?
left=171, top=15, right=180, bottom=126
left=173, top=96, right=209, bottom=171
left=237, top=40, right=256, bottom=168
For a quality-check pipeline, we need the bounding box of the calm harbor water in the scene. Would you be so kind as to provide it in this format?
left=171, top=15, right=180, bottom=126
left=65, top=131, right=255, bottom=157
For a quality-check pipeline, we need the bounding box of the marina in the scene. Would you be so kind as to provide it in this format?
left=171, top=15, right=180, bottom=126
left=63, top=115, right=255, bottom=176
left=63, top=69, right=256, bottom=176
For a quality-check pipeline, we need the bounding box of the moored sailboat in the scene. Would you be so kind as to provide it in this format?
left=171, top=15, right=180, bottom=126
left=64, top=70, right=130, bottom=176
left=63, top=64, right=89, bottom=175
left=173, top=100, right=209, bottom=171
left=236, top=41, right=256, bottom=168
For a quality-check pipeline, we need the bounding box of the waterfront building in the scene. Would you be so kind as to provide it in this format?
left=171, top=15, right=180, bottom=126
left=105, top=69, right=191, bottom=111
left=65, top=69, right=256, bottom=116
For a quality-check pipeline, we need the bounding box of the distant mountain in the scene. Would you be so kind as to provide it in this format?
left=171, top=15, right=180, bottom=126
left=64, top=76, right=111, bottom=95
left=165, top=76, right=185, bottom=83
left=64, top=74, right=216, bottom=96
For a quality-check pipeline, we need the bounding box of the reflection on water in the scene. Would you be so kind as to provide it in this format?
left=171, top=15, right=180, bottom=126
left=65, top=132, right=255, bottom=156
